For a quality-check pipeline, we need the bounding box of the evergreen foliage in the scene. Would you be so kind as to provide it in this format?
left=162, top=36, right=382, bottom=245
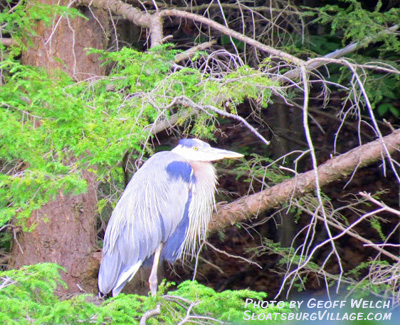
left=0, top=41, right=273, bottom=229
left=309, top=0, right=400, bottom=50
left=304, top=0, right=400, bottom=117
left=0, top=263, right=288, bottom=324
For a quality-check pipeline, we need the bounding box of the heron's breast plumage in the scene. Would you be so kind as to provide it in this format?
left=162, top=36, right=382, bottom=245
left=181, top=161, right=217, bottom=258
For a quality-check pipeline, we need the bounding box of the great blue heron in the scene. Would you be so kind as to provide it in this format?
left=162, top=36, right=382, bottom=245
left=98, top=138, right=243, bottom=296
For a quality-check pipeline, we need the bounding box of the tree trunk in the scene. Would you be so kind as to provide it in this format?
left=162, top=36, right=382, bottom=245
left=11, top=172, right=99, bottom=294
left=9, top=0, right=108, bottom=295
left=21, top=1, right=108, bottom=80
left=269, top=101, right=305, bottom=247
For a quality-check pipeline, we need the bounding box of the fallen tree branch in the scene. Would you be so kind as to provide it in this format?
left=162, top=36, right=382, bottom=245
left=211, top=128, right=400, bottom=231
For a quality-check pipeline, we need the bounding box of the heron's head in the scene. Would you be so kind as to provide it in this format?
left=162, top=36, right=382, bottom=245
left=171, top=138, right=243, bottom=162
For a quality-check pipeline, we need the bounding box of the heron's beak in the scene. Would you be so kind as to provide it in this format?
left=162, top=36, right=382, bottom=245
left=207, top=147, right=244, bottom=161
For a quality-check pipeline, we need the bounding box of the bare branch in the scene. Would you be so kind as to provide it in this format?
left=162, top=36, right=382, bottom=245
left=78, top=0, right=152, bottom=29
left=165, top=96, right=270, bottom=146
left=174, top=41, right=216, bottom=63
left=78, top=0, right=303, bottom=62
left=301, top=64, right=344, bottom=291
left=158, top=9, right=303, bottom=64
left=359, top=192, right=400, bottom=217
left=0, top=38, right=17, bottom=47
left=281, top=24, right=400, bottom=82
left=293, top=200, right=400, bottom=262
left=145, top=108, right=197, bottom=135
left=0, top=277, right=16, bottom=290
left=139, top=304, right=161, bottom=325
left=205, top=242, right=262, bottom=269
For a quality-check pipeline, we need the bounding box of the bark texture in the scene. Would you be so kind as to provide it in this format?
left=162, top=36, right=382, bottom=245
left=22, top=0, right=107, bottom=80
left=11, top=171, right=99, bottom=294
left=10, top=0, right=108, bottom=294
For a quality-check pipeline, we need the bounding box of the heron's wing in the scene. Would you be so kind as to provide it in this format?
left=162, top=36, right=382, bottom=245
left=98, top=152, right=192, bottom=296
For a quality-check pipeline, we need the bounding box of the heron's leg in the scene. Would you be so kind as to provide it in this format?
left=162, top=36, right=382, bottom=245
left=149, top=243, right=163, bottom=296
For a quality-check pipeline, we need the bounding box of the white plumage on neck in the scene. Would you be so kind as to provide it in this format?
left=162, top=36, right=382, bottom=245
left=181, top=161, right=217, bottom=259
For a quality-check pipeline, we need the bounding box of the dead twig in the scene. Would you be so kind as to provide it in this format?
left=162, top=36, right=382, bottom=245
left=174, top=41, right=216, bottom=63
left=140, top=303, right=161, bottom=325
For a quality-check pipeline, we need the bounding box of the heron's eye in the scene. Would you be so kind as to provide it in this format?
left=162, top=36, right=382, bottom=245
left=193, top=147, right=198, bottom=151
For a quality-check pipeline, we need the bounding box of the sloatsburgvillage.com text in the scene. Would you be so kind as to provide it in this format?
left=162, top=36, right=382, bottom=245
left=243, top=310, right=392, bottom=322
left=243, top=298, right=392, bottom=322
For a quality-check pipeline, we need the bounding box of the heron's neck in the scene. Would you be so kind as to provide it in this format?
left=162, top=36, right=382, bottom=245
left=182, top=161, right=217, bottom=258
left=189, top=161, right=217, bottom=190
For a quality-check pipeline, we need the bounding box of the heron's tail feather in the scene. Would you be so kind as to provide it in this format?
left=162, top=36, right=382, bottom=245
left=112, top=261, right=143, bottom=296
left=98, top=250, right=143, bottom=297
left=98, top=250, right=122, bottom=296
